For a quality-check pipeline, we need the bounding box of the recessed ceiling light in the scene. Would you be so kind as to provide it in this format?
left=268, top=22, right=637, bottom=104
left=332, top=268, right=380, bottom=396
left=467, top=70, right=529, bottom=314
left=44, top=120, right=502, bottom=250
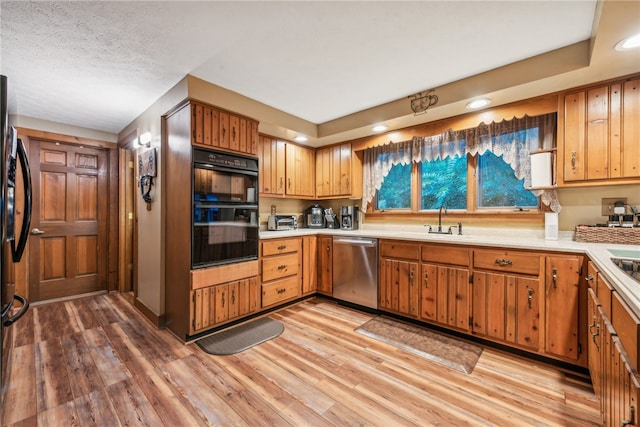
left=294, top=135, right=308, bottom=143
left=615, top=33, right=640, bottom=51
left=466, top=98, right=491, bottom=109
left=372, top=124, right=388, bottom=132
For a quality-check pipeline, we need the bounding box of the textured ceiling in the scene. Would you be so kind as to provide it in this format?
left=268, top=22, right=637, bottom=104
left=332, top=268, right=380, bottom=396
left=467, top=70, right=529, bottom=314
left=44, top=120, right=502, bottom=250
left=1, top=1, right=637, bottom=144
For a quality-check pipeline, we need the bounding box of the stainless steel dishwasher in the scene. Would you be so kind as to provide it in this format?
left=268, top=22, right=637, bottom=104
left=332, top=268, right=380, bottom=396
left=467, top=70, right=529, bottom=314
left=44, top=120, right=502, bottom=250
left=332, top=236, right=378, bottom=309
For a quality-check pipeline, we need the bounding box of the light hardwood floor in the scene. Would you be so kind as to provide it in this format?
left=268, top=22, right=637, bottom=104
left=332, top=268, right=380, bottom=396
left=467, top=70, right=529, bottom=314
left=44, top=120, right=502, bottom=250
left=1, top=293, right=601, bottom=426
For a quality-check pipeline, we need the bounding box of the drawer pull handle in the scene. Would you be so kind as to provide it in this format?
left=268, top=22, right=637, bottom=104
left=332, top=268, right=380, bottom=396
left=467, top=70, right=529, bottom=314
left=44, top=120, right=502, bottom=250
left=528, top=288, right=534, bottom=309
left=494, top=259, right=512, bottom=266
left=277, top=245, right=286, bottom=251
left=571, top=151, right=577, bottom=170
left=277, top=288, right=286, bottom=294
left=409, top=270, right=414, bottom=286
left=552, top=268, right=558, bottom=288
left=585, top=274, right=594, bottom=282
left=277, top=264, right=287, bottom=271
left=424, top=272, right=429, bottom=288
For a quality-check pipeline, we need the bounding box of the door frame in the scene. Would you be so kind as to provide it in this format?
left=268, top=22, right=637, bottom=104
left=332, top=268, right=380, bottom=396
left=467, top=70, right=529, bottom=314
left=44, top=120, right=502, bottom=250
left=118, top=129, right=138, bottom=297
left=16, top=127, right=119, bottom=297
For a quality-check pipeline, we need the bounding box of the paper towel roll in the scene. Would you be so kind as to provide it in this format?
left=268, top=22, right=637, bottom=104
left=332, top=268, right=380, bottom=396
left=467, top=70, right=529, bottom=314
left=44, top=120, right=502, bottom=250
left=530, top=152, right=552, bottom=188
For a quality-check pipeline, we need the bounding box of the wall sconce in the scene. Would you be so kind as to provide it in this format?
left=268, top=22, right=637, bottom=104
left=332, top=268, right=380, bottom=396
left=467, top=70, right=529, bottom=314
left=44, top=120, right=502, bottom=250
left=409, top=89, right=438, bottom=115
left=134, top=131, right=152, bottom=148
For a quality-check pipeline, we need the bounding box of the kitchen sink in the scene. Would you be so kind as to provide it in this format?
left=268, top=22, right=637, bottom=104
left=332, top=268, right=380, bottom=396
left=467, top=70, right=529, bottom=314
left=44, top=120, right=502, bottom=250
left=608, top=249, right=640, bottom=283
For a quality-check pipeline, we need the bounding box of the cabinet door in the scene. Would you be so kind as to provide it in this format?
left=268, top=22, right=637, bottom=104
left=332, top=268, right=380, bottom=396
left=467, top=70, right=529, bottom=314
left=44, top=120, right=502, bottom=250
left=545, top=255, right=582, bottom=360
left=219, top=111, right=230, bottom=149
left=622, top=79, right=640, bottom=178
left=317, top=236, right=332, bottom=295
left=315, top=146, right=331, bottom=197
left=215, top=284, right=229, bottom=324
left=563, top=91, right=586, bottom=181
left=508, top=276, right=540, bottom=350
left=257, top=136, right=285, bottom=195
left=420, top=263, right=437, bottom=321
left=397, top=261, right=419, bottom=317
left=472, top=271, right=505, bottom=339
left=587, top=288, right=604, bottom=415
left=302, top=235, right=318, bottom=295
left=333, top=143, right=352, bottom=195
left=229, top=115, right=240, bottom=152
left=285, top=143, right=315, bottom=197
left=586, top=86, right=609, bottom=179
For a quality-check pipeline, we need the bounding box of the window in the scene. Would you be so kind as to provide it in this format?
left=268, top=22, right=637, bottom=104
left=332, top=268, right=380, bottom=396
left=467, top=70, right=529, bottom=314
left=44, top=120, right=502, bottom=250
left=366, top=113, right=557, bottom=214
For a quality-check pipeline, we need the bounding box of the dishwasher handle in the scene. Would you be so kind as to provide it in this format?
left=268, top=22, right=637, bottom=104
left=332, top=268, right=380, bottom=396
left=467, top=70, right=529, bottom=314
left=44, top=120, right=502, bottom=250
left=333, top=237, right=377, bottom=247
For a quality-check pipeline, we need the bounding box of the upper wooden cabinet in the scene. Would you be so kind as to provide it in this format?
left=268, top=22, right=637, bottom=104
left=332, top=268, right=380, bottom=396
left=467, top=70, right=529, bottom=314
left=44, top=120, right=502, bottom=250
left=257, top=134, right=315, bottom=198
left=559, top=76, right=640, bottom=186
left=190, top=101, right=258, bottom=156
left=316, top=143, right=353, bottom=198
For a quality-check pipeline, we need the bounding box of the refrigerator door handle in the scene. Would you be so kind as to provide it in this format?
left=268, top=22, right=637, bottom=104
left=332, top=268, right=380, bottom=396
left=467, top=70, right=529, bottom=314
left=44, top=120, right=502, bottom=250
left=2, top=294, right=29, bottom=327
left=11, top=138, right=32, bottom=263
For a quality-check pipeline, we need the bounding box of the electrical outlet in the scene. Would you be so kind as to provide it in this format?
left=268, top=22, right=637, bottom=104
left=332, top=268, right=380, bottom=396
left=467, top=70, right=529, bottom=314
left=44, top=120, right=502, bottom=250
left=601, top=197, right=627, bottom=216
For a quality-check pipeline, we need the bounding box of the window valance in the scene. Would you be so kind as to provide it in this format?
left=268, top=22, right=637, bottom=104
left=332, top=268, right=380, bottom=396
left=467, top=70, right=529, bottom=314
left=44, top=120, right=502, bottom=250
left=362, top=113, right=560, bottom=212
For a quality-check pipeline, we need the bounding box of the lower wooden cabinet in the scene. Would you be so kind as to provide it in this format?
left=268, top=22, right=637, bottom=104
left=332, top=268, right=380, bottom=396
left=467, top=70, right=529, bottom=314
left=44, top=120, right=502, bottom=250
left=317, top=236, right=333, bottom=295
left=420, top=244, right=470, bottom=331
left=379, top=241, right=420, bottom=317
left=191, top=277, right=260, bottom=333
left=260, top=237, right=302, bottom=308
left=302, top=235, right=318, bottom=295
left=545, top=255, right=583, bottom=361
left=472, top=272, right=540, bottom=350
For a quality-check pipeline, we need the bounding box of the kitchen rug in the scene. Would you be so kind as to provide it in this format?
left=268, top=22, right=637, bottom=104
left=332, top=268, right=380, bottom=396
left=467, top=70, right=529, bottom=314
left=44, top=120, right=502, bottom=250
left=355, top=316, right=482, bottom=374
left=197, top=317, right=284, bottom=355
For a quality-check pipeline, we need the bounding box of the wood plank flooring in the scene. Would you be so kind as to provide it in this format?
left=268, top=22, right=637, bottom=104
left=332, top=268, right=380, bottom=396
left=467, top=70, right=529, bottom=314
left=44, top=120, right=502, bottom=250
left=1, top=293, right=601, bottom=426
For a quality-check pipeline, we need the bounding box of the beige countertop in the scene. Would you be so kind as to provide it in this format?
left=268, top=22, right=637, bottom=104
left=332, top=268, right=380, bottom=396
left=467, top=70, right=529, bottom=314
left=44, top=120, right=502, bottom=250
left=260, top=225, right=640, bottom=317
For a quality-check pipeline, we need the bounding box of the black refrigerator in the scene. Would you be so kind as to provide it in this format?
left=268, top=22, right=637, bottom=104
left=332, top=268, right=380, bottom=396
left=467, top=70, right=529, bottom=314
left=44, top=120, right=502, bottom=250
left=0, top=74, right=32, bottom=406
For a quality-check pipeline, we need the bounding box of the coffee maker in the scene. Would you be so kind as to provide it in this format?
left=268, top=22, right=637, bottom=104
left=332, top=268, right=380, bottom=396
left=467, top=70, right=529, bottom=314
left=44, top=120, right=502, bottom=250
left=340, top=205, right=359, bottom=230
left=304, top=204, right=325, bottom=228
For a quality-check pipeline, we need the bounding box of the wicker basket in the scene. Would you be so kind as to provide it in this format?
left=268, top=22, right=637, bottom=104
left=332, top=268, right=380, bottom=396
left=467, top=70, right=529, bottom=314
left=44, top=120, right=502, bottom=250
left=574, top=225, right=640, bottom=245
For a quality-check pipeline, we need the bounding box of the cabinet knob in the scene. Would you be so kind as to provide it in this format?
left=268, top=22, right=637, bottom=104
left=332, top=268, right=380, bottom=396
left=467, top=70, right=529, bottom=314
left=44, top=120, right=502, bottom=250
left=528, top=288, right=534, bottom=309
left=552, top=268, right=558, bottom=288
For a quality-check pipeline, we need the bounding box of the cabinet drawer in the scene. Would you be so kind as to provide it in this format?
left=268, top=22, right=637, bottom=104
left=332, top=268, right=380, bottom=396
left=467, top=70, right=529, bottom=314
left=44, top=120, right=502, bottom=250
left=421, top=245, right=469, bottom=266
left=262, top=252, right=299, bottom=282
left=612, top=292, right=640, bottom=371
left=262, top=275, right=300, bottom=307
left=262, top=238, right=301, bottom=256
left=380, top=241, right=419, bottom=260
left=473, top=249, right=540, bottom=276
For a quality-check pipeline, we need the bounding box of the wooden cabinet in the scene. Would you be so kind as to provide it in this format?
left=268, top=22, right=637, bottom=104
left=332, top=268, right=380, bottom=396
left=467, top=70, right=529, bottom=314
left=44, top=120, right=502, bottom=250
left=379, top=241, right=420, bottom=318
left=302, top=235, right=317, bottom=295
left=421, top=245, right=470, bottom=331
left=472, top=249, right=541, bottom=349
left=545, top=255, right=583, bottom=361
left=191, top=277, right=260, bottom=333
left=559, top=76, right=640, bottom=185
left=588, top=275, right=640, bottom=427
left=257, top=135, right=315, bottom=198
left=285, top=143, right=315, bottom=197
left=260, top=238, right=302, bottom=308
left=191, top=101, right=258, bottom=155
left=317, top=236, right=333, bottom=295
left=316, top=143, right=353, bottom=198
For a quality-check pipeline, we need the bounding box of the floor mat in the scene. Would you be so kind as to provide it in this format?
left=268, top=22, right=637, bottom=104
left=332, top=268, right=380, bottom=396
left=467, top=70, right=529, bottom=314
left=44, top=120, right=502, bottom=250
left=197, top=317, right=284, bottom=355
left=355, top=316, right=482, bottom=374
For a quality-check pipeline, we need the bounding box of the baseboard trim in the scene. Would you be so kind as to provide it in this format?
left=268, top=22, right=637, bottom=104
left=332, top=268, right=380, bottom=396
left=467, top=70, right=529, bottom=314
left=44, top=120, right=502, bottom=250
left=134, top=297, right=165, bottom=328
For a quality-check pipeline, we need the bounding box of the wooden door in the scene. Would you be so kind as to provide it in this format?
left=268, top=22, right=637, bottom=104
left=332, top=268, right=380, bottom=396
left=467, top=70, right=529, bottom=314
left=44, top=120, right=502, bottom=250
left=214, top=284, right=229, bottom=324
left=509, top=276, right=540, bottom=350
left=28, top=140, right=108, bottom=301
left=545, top=255, right=582, bottom=360
left=396, top=260, right=418, bottom=317
left=420, top=263, right=437, bottom=321
left=317, top=236, right=332, bottom=295
left=563, top=91, right=586, bottom=181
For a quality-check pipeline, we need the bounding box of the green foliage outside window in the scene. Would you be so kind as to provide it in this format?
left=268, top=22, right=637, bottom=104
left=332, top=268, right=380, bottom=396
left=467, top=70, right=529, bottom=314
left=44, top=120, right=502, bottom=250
left=377, top=162, right=411, bottom=209
left=421, top=155, right=467, bottom=210
left=478, top=151, right=538, bottom=208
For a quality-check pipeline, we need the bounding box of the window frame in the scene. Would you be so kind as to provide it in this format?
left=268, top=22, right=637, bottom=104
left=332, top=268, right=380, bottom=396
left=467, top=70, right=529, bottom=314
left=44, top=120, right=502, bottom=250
left=371, top=148, right=544, bottom=216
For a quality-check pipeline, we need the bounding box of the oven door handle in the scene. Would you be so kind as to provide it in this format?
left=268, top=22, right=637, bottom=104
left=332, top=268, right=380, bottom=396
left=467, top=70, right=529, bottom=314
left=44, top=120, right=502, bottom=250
left=2, top=294, right=30, bottom=327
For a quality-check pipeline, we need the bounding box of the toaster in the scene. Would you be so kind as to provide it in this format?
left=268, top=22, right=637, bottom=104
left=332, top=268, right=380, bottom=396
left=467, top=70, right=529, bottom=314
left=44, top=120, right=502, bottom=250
left=267, top=215, right=298, bottom=231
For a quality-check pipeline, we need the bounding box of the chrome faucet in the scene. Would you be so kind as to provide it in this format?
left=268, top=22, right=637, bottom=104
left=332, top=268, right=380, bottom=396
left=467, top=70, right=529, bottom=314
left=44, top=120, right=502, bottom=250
left=437, top=205, right=447, bottom=232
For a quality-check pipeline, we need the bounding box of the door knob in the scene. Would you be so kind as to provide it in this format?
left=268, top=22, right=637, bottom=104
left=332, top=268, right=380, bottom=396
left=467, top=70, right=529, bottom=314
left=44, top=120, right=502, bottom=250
left=31, top=228, right=45, bottom=235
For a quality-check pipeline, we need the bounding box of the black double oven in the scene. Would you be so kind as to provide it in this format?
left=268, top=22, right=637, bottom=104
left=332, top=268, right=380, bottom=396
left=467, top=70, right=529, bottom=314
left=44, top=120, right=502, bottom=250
left=192, top=148, right=259, bottom=268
